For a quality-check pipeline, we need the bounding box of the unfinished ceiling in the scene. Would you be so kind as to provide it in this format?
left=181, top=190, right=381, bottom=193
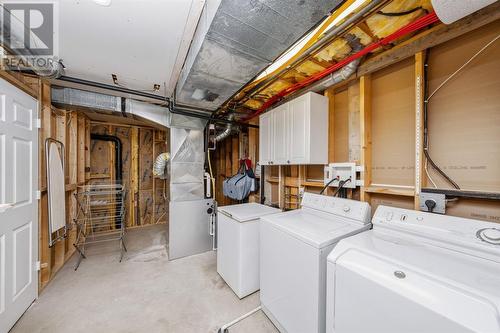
left=58, top=0, right=198, bottom=97
left=175, top=0, right=343, bottom=111
left=216, top=0, right=437, bottom=117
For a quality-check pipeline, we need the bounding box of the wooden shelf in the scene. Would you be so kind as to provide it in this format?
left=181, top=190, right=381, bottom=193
left=301, top=181, right=325, bottom=188
left=267, top=177, right=279, bottom=184
left=90, top=173, right=111, bottom=179
left=363, top=186, right=415, bottom=197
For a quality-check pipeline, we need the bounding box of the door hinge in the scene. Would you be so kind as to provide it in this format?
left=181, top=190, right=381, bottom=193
left=35, top=261, right=41, bottom=271
left=36, top=118, right=41, bottom=129
left=36, top=190, right=41, bottom=200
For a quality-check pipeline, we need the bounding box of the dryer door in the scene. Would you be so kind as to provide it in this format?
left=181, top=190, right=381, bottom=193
left=330, top=250, right=498, bottom=333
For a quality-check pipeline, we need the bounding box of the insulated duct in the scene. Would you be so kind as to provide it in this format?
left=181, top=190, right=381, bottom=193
left=291, top=35, right=363, bottom=96
left=51, top=86, right=171, bottom=128
left=176, top=0, right=343, bottom=110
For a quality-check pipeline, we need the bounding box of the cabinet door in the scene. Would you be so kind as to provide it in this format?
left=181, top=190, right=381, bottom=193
left=272, top=104, right=288, bottom=164
left=259, top=112, right=273, bottom=165
left=289, top=96, right=308, bottom=164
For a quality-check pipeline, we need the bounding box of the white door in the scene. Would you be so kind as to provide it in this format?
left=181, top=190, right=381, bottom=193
left=259, top=112, right=273, bottom=165
left=289, top=96, right=308, bottom=164
left=0, top=78, right=38, bottom=332
left=272, top=104, right=288, bottom=164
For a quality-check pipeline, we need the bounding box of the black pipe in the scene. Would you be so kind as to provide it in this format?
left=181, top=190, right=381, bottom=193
left=58, top=76, right=169, bottom=102
left=171, top=106, right=259, bottom=129
left=91, top=134, right=123, bottom=228
left=422, top=188, right=500, bottom=200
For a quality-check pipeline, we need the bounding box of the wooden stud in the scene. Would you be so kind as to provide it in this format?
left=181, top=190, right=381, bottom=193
left=414, top=52, right=425, bottom=210
left=324, top=87, right=335, bottom=196
left=231, top=136, right=239, bottom=175
left=360, top=75, right=372, bottom=203
left=39, top=81, right=52, bottom=289
left=53, top=109, right=66, bottom=273
left=130, top=127, right=139, bottom=226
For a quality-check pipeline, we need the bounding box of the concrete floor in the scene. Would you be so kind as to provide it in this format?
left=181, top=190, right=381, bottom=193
left=12, top=224, right=278, bottom=333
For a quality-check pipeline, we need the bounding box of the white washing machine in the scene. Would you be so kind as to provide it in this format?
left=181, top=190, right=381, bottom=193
left=217, top=203, right=281, bottom=299
left=326, top=205, right=500, bottom=333
left=260, top=192, right=371, bottom=333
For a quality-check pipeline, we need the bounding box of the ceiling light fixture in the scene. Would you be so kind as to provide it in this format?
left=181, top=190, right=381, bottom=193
left=92, top=0, right=112, bottom=7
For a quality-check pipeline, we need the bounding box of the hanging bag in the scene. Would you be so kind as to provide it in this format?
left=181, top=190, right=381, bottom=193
left=223, top=159, right=255, bottom=200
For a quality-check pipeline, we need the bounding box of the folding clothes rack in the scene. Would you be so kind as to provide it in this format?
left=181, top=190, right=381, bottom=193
left=74, top=184, right=127, bottom=270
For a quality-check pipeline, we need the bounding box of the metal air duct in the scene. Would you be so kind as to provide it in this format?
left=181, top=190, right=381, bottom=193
left=51, top=86, right=171, bottom=127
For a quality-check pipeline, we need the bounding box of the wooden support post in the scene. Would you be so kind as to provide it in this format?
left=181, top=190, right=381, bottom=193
left=414, top=52, right=425, bottom=210
left=85, top=120, right=91, bottom=182
left=325, top=87, right=335, bottom=196
left=360, top=75, right=372, bottom=203
left=77, top=115, right=86, bottom=185
left=39, top=81, right=51, bottom=288
left=231, top=136, right=239, bottom=175
left=248, top=118, right=259, bottom=203
left=278, top=165, right=285, bottom=209
left=298, top=165, right=305, bottom=205
left=67, top=112, right=78, bottom=259
left=130, top=127, right=139, bottom=226
left=53, top=110, right=66, bottom=272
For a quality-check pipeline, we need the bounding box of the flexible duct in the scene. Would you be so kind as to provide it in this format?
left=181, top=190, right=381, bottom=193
left=153, top=152, right=171, bottom=178
left=289, top=34, right=363, bottom=96
left=215, top=114, right=235, bottom=142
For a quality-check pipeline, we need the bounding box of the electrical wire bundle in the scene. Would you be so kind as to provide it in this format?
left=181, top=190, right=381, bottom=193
left=320, top=177, right=352, bottom=198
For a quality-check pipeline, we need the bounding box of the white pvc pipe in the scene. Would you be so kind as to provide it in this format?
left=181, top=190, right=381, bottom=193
left=218, top=306, right=262, bottom=333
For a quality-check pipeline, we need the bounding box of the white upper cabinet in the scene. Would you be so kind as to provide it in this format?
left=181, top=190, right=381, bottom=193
left=272, top=104, right=288, bottom=164
left=259, top=92, right=328, bottom=165
left=259, top=111, right=273, bottom=165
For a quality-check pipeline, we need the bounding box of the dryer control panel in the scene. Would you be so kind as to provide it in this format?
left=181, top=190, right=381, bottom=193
left=301, top=192, right=371, bottom=224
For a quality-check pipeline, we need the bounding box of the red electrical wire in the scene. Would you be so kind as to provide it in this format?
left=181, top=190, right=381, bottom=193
left=245, top=11, right=440, bottom=120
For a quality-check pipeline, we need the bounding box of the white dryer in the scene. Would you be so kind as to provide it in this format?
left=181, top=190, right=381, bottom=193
left=217, top=203, right=281, bottom=298
left=326, top=205, right=500, bottom=333
left=260, top=192, right=371, bottom=333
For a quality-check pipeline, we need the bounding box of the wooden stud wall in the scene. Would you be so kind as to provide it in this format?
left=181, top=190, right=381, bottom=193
left=231, top=22, right=500, bottom=221
left=89, top=123, right=168, bottom=227
left=38, top=81, right=92, bottom=290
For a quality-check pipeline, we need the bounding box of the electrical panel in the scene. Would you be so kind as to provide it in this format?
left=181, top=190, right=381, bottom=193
left=323, top=163, right=360, bottom=189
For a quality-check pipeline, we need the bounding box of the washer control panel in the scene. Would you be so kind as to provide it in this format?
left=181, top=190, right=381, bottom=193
left=301, top=192, right=371, bottom=223
left=373, top=205, right=500, bottom=248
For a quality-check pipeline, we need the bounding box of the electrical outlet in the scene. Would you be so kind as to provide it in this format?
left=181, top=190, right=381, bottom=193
left=419, top=192, right=446, bottom=214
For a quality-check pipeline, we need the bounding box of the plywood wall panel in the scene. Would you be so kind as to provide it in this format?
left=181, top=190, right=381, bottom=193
left=369, top=194, right=415, bottom=215
left=427, top=21, right=500, bottom=191
left=139, top=128, right=154, bottom=190
left=371, top=57, right=415, bottom=186
left=333, top=88, right=349, bottom=162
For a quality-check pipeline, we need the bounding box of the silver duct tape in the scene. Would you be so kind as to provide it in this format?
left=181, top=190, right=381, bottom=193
left=170, top=183, right=205, bottom=202
left=171, top=162, right=204, bottom=184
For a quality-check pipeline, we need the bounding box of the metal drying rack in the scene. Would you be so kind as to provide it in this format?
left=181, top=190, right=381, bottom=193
left=73, top=184, right=127, bottom=270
